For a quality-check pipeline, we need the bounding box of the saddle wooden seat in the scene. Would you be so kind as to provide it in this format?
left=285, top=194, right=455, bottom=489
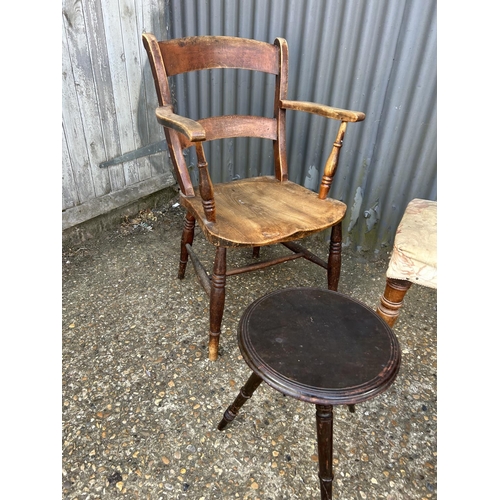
left=182, top=176, right=347, bottom=247
left=142, top=34, right=365, bottom=360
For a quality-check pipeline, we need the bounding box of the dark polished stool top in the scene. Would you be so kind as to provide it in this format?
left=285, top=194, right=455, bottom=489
left=238, top=287, right=401, bottom=406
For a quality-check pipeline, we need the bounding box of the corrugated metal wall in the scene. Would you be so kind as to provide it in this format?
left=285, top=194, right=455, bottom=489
left=166, top=0, right=437, bottom=253
left=62, top=0, right=436, bottom=254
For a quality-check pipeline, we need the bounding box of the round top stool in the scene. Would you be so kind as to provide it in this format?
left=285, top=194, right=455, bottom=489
left=218, top=287, right=401, bottom=500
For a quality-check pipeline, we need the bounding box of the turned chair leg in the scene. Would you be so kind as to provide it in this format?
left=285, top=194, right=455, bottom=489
left=217, top=372, right=263, bottom=430
left=178, top=212, right=195, bottom=279
left=376, top=277, right=413, bottom=327
left=316, top=404, right=334, bottom=500
left=209, top=246, right=227, bottom=361
left=327, top=223, right=342, bottom=291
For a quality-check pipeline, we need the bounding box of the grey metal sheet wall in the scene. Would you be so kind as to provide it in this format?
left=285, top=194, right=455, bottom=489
left=165, top=0, right=437, bottom=253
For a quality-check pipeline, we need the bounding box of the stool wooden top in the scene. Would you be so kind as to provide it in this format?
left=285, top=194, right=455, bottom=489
left=238, top=287, right=401, bottom=406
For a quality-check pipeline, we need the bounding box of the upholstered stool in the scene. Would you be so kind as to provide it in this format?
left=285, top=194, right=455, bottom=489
left=218, top=287, right=401, bottom=500
left=376, top=198, right=437, bottom=327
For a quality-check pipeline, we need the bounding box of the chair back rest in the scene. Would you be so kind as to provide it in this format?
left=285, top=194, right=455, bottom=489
left=142, top=34, right=290, bottom=197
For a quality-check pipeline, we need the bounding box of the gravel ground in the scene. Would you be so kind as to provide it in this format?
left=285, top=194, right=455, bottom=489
left=62, top=196, right=437, bottom=500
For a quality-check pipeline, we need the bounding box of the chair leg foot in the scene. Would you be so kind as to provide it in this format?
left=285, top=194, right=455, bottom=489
left=218, top=372, right=263, bottom=430
left=328, top=223, right=342, bottom=291
left=208, top=335, right=219, bottom=362
left=209, top=247, right=226, bottom=361
left=376, top=277, right=412, bottom=327
left=178, top=213, right=195, bottom=279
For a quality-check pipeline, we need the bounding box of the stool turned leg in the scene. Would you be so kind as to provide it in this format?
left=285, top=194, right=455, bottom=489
left=218, top=372, right=263, bottom=431
left=376, top=278, right=412, bottom=327
left=327, top=223, right=342, bottom=291
left=252, top=246, right=260, bottom=258
left=316, top=404, right=334, bottom=500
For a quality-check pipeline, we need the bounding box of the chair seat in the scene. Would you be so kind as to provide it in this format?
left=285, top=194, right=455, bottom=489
left=180, top=176, right=347, bottom=247
left=386, top=198, right=437, bottom=288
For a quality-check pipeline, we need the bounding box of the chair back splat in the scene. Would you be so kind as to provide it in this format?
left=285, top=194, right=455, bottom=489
left=142, top=33, right=365, bottom=360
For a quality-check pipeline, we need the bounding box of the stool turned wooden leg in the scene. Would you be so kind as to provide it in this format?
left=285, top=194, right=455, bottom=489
left=252, top=246, right=260, bottom=258
left=327, top=223, right=342, bottom=291
left=209, top=247, right=226, bottom=361
left=218, top=372, right=263, bottom=430
left=178, top=212, right=195, bottom=279
left=316, top=404, right=334, bottom=500
left=376, top=278, right=413, bottom=327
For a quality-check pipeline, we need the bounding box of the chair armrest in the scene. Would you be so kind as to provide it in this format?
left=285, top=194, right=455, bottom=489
left=280, top=99, right=365, bottom=123
left=155, top=105, right=206, bottom=141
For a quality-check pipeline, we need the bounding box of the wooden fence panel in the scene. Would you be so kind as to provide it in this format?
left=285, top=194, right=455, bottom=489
left=62, top=0, right=172, bottom=230
left=63, top=0, right=110, bottom=198
left=62, top=22, right=94, bottom=206
left=82, top=0, right=125, bottom=193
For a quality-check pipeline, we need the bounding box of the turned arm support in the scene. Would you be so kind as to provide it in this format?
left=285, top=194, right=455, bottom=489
left=280, top=100, right=365, bottom=199
left=194, top=143, right=216, bottom=223
left=156, top=106, right=215, bottom=222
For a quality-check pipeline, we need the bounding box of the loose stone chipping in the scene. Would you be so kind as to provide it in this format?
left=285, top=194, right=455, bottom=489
left=63, top=197, right=437, bottom=499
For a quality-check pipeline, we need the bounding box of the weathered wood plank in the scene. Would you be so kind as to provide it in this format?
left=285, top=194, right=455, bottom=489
left=62, top=170, right=176, bottom=230
left=137, top=0, right=169, bottom=173
left=82, top=0, right=125, bottom=193
left=120, top=0, right=152, bottom=180
left=62, top=21, right=94, bottom=205
left=62, top=0, right=111, bottom=198
left=100, top=0, right=141, bottom=185
left=62, top=126, right=78, bottom=210
left=117, top=0, right=152, bottom=182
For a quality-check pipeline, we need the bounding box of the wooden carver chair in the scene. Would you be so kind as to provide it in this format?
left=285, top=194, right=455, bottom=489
left=376, top=198, right=437, bottom=327
left=142, top=34, right=365, bottom=360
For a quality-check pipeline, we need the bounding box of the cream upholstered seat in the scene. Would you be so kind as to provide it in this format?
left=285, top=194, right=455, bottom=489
left=377, top=198, right=437, bottom=327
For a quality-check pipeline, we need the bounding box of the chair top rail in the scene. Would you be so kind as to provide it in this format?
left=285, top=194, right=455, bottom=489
left=158, top=36, right=280, bottom=76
